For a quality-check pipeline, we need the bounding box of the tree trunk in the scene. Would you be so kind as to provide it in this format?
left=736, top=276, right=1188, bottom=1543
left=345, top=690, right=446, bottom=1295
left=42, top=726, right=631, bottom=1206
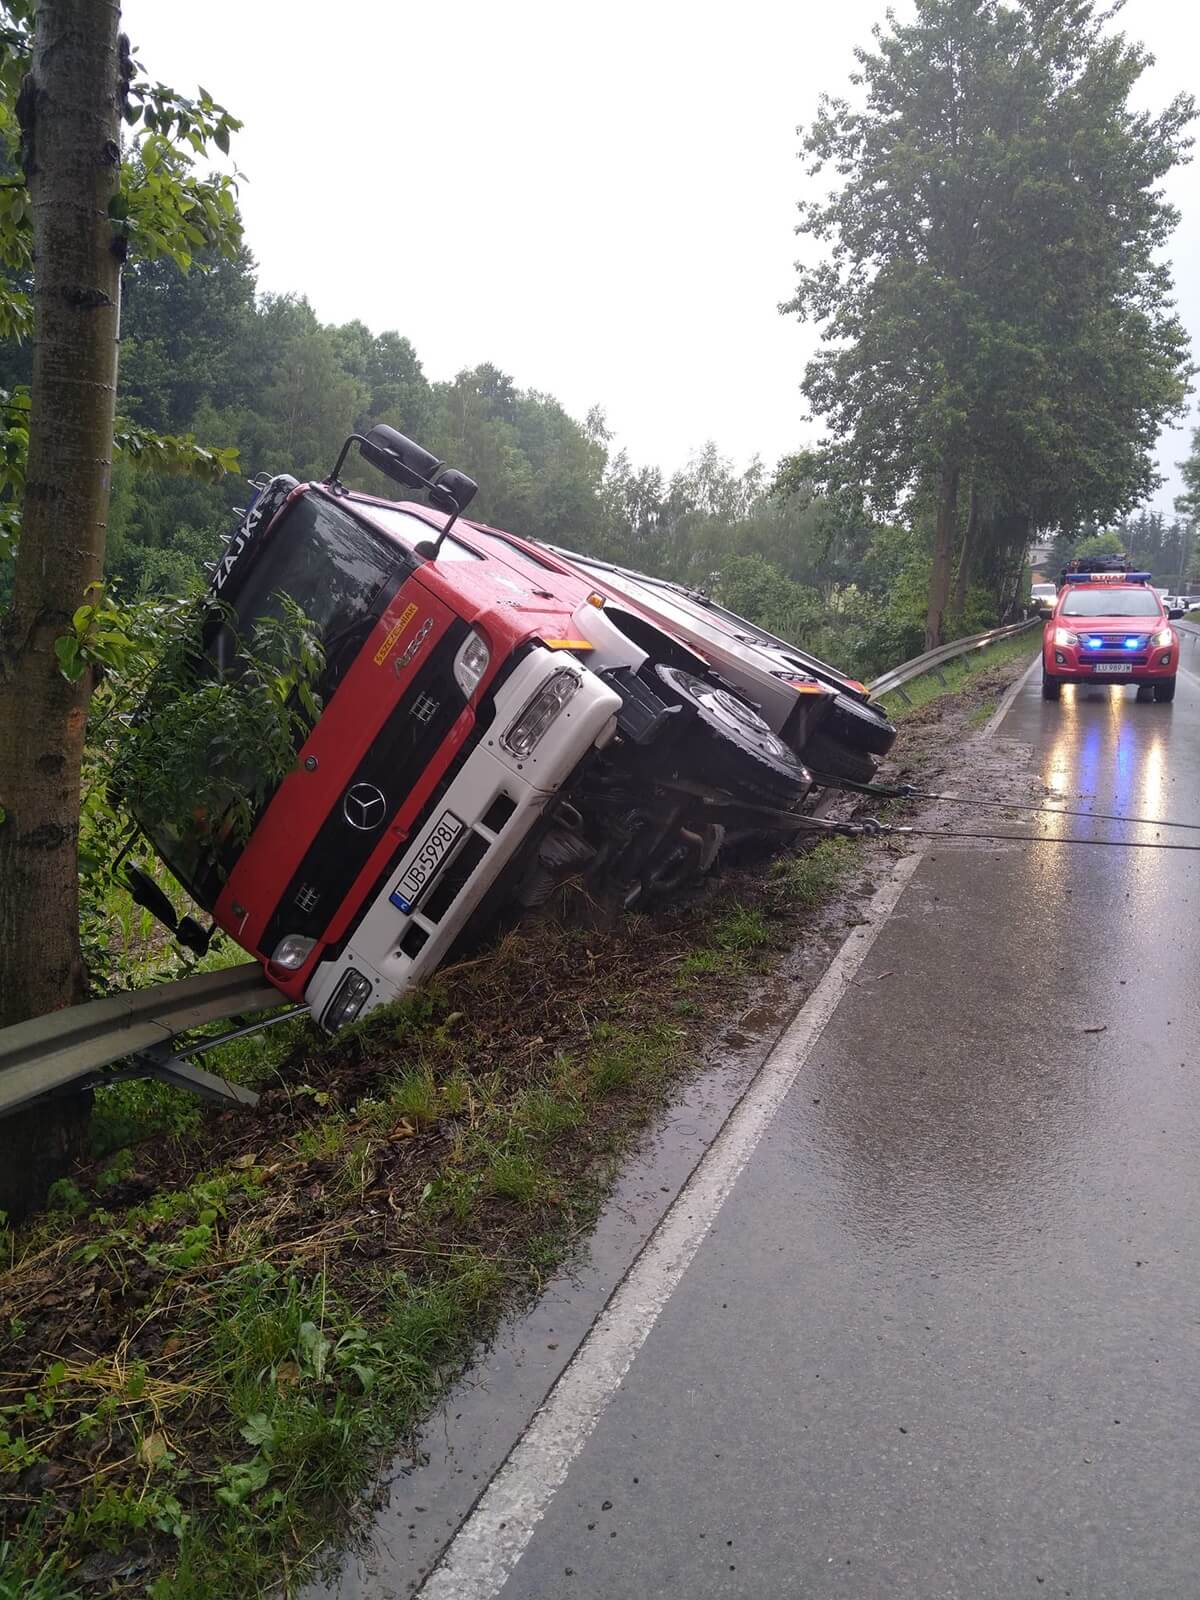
left=0, top=0, right=123, bottom=1212
left=951, top=487, right=981, bottom=624
left=924, top=465, right=960, bottom=650
left=997, top=511, right=1032, bottom=620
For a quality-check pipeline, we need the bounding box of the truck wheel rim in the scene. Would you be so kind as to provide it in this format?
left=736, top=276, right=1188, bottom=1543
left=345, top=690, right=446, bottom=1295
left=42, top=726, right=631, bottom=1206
left=662, top=668, right=793, bottom=761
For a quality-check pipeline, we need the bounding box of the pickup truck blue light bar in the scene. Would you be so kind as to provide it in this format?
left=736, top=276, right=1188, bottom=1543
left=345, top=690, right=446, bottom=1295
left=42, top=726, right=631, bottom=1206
left=1065, top=570, right=1153, bottom=585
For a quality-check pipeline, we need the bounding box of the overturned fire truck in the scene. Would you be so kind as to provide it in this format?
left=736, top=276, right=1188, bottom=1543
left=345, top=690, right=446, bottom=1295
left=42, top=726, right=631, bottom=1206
left=126, top=427, right=895, bottom=1031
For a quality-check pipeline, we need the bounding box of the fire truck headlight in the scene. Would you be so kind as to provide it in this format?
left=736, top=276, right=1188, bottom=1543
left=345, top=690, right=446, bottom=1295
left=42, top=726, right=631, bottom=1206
left=322, top=968, right=373, bottom=1031
left=270, top=933, right=316, bottom=971
left=501, top=669, right=581, bottom=759
left=453, top=630, right=490, bottom=699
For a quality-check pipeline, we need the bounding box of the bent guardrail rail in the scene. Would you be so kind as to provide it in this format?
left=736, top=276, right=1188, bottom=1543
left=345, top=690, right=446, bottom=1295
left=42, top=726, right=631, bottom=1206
left=869, top=617, right=1040, bottom=703
left=0, top=962, right=292, bottom=1118
left=0, top=616, right=1043, bottom=1120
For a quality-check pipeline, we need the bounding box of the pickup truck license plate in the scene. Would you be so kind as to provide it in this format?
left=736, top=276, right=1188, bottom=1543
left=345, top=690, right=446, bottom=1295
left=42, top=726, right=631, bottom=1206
left=390, top=811, right=464, bottom=913
left=1095, top=663, right=1132, bottom=674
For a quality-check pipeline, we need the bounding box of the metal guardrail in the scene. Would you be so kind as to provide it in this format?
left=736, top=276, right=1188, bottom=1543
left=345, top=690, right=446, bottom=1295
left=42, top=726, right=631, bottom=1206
left=869, top=617, right=1040, bottom=703
left=0, top=963, right=291, bottom=1118
left=0, top=616, right=1043, bottom=1121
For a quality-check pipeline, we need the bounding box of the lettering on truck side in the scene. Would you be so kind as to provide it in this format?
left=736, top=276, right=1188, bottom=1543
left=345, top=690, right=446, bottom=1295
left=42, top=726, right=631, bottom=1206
left=394, top=617, right=434, bottom=674
left=211, top=477, right=295, bottom=592
left=373, top=602, right=418, bottom=665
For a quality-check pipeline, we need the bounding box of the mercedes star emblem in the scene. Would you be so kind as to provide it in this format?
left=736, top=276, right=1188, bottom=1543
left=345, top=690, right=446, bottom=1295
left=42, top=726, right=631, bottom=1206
left=342, top=782, right=388, bottom=831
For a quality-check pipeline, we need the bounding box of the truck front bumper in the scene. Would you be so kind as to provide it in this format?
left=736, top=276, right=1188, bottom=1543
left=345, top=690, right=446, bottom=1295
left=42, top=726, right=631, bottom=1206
left=302, top=648, right=620, bottom=1029
left=1044, top=641, right=1178, bottom=684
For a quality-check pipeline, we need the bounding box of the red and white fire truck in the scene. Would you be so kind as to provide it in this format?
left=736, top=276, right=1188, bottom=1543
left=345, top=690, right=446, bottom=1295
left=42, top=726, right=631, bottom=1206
left=129, top=427, right=885, bottom=1031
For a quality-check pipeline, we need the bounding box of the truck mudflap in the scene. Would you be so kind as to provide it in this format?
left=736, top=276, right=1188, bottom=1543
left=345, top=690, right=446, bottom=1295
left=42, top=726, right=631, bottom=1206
left=301, top=648, right=621, bottom=1029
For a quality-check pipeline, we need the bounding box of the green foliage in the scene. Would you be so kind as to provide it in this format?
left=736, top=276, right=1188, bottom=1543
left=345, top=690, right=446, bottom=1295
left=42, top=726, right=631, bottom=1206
left=783, top=0, right=1194, bottom=638
left=0, top=3, right=243, bottom=591
left=0, top=9, right=242, bottom=324
left=710, top=906, right=771, bottom=953
left=486, top=1146, right=547, bottom=1206
left=770, top=838, right=856, bottom=912
left=1049, top=508, right=1199, bottom=589
left=876, top=625, right=1039, bottom=718
left=111, top=594, right=324, bottom=857
left=1173, top=431, right=1200, bottom=586
left=45, top=1178, right=88, bottom=1217
left=69, top=589, right=323, bottom=990
left=1073, top=532, right=1127, bottom=562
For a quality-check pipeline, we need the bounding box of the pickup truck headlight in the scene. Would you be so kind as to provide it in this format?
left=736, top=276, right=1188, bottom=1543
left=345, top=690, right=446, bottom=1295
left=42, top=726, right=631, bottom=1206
left=453, top=630, right=490, bottom=698
left=1054, top=626, right=1079, bottom=647
left=502, top=669, right=581, bottom=759
left=1151, top=627, right=1174, bottom=649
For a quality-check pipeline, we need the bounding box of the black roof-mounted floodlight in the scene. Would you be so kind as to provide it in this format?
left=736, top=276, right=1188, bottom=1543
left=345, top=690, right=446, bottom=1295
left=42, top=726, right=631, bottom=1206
left=327, top=424, right=479, bottom=557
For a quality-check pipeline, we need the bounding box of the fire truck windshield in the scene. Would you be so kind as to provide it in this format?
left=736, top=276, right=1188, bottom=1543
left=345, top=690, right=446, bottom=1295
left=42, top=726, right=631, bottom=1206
left=145, top=491, right=406, bottom=905
left=211, top=491, right=403, bottom=686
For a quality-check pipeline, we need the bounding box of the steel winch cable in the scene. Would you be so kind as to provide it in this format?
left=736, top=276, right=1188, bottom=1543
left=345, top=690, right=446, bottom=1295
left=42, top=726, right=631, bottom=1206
left=852, top=821, right=1200, bottom=853
left=687, top=792, right=1200, bottom=855
left=807, top=772, right=1200, bottom=835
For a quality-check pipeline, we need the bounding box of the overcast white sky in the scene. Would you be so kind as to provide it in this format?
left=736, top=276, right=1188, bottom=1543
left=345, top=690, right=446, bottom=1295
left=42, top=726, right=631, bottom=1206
left=123, top=0, right=1198, bottom=513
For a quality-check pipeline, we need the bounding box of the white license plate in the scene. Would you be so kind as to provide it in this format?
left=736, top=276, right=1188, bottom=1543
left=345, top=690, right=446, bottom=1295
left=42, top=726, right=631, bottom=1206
left=1094, top=663, right=1133, bottom=674
left=390, top=810, right=464, bottom=913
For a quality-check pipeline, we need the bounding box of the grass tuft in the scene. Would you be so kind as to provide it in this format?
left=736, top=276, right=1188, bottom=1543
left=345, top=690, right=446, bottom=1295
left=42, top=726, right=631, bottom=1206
left=710, top=905, right=771, bottom=952
left=771, top=837, right=856, bottom=911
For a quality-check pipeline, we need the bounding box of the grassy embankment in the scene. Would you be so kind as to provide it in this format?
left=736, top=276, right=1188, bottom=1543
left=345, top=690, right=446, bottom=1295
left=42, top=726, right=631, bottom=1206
left=1, top=840, right=859, bottom=1599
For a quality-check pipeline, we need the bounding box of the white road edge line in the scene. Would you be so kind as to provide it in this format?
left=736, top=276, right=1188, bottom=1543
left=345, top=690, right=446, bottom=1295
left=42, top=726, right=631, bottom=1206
left=418, top=659, right=1033, bottom=1600
left=980, top=649, right=1041, bottom=737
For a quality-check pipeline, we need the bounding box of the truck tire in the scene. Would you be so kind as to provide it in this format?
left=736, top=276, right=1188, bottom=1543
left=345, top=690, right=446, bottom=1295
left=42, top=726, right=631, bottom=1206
left=1041, top=672, right=1061, bottom=700
left=1155, top=676, right=1176, bottom=702
left=652, top=664, right=811, bottom=805
left=825, top=692, right=897, bottom=756
left=799, top=731, right=877, bottom=787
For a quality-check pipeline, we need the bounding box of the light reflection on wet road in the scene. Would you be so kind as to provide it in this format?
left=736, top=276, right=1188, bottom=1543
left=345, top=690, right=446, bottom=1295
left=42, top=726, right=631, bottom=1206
left=494, top=665, right=1200, bottom=1600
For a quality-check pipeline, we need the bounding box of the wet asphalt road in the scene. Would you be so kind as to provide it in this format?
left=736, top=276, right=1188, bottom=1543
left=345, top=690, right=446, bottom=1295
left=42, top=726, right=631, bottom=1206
left=477, top=657, right=1200, bottom=1600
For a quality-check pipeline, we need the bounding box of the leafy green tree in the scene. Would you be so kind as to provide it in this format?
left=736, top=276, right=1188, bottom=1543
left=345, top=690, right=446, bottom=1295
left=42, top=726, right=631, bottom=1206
left=1175, top=427, right=1200, bottom=588
left=331, top=319, right=433, bottom=442
left=1073, top=532, right=1127, bottom=561
left=1178, top=428, right=1200, bottom=523
left=119, top=245, right=258, bottom=430
left=0, top=0, right=242, bottom=1214
left=783, top=0, right=1194, bottom=648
